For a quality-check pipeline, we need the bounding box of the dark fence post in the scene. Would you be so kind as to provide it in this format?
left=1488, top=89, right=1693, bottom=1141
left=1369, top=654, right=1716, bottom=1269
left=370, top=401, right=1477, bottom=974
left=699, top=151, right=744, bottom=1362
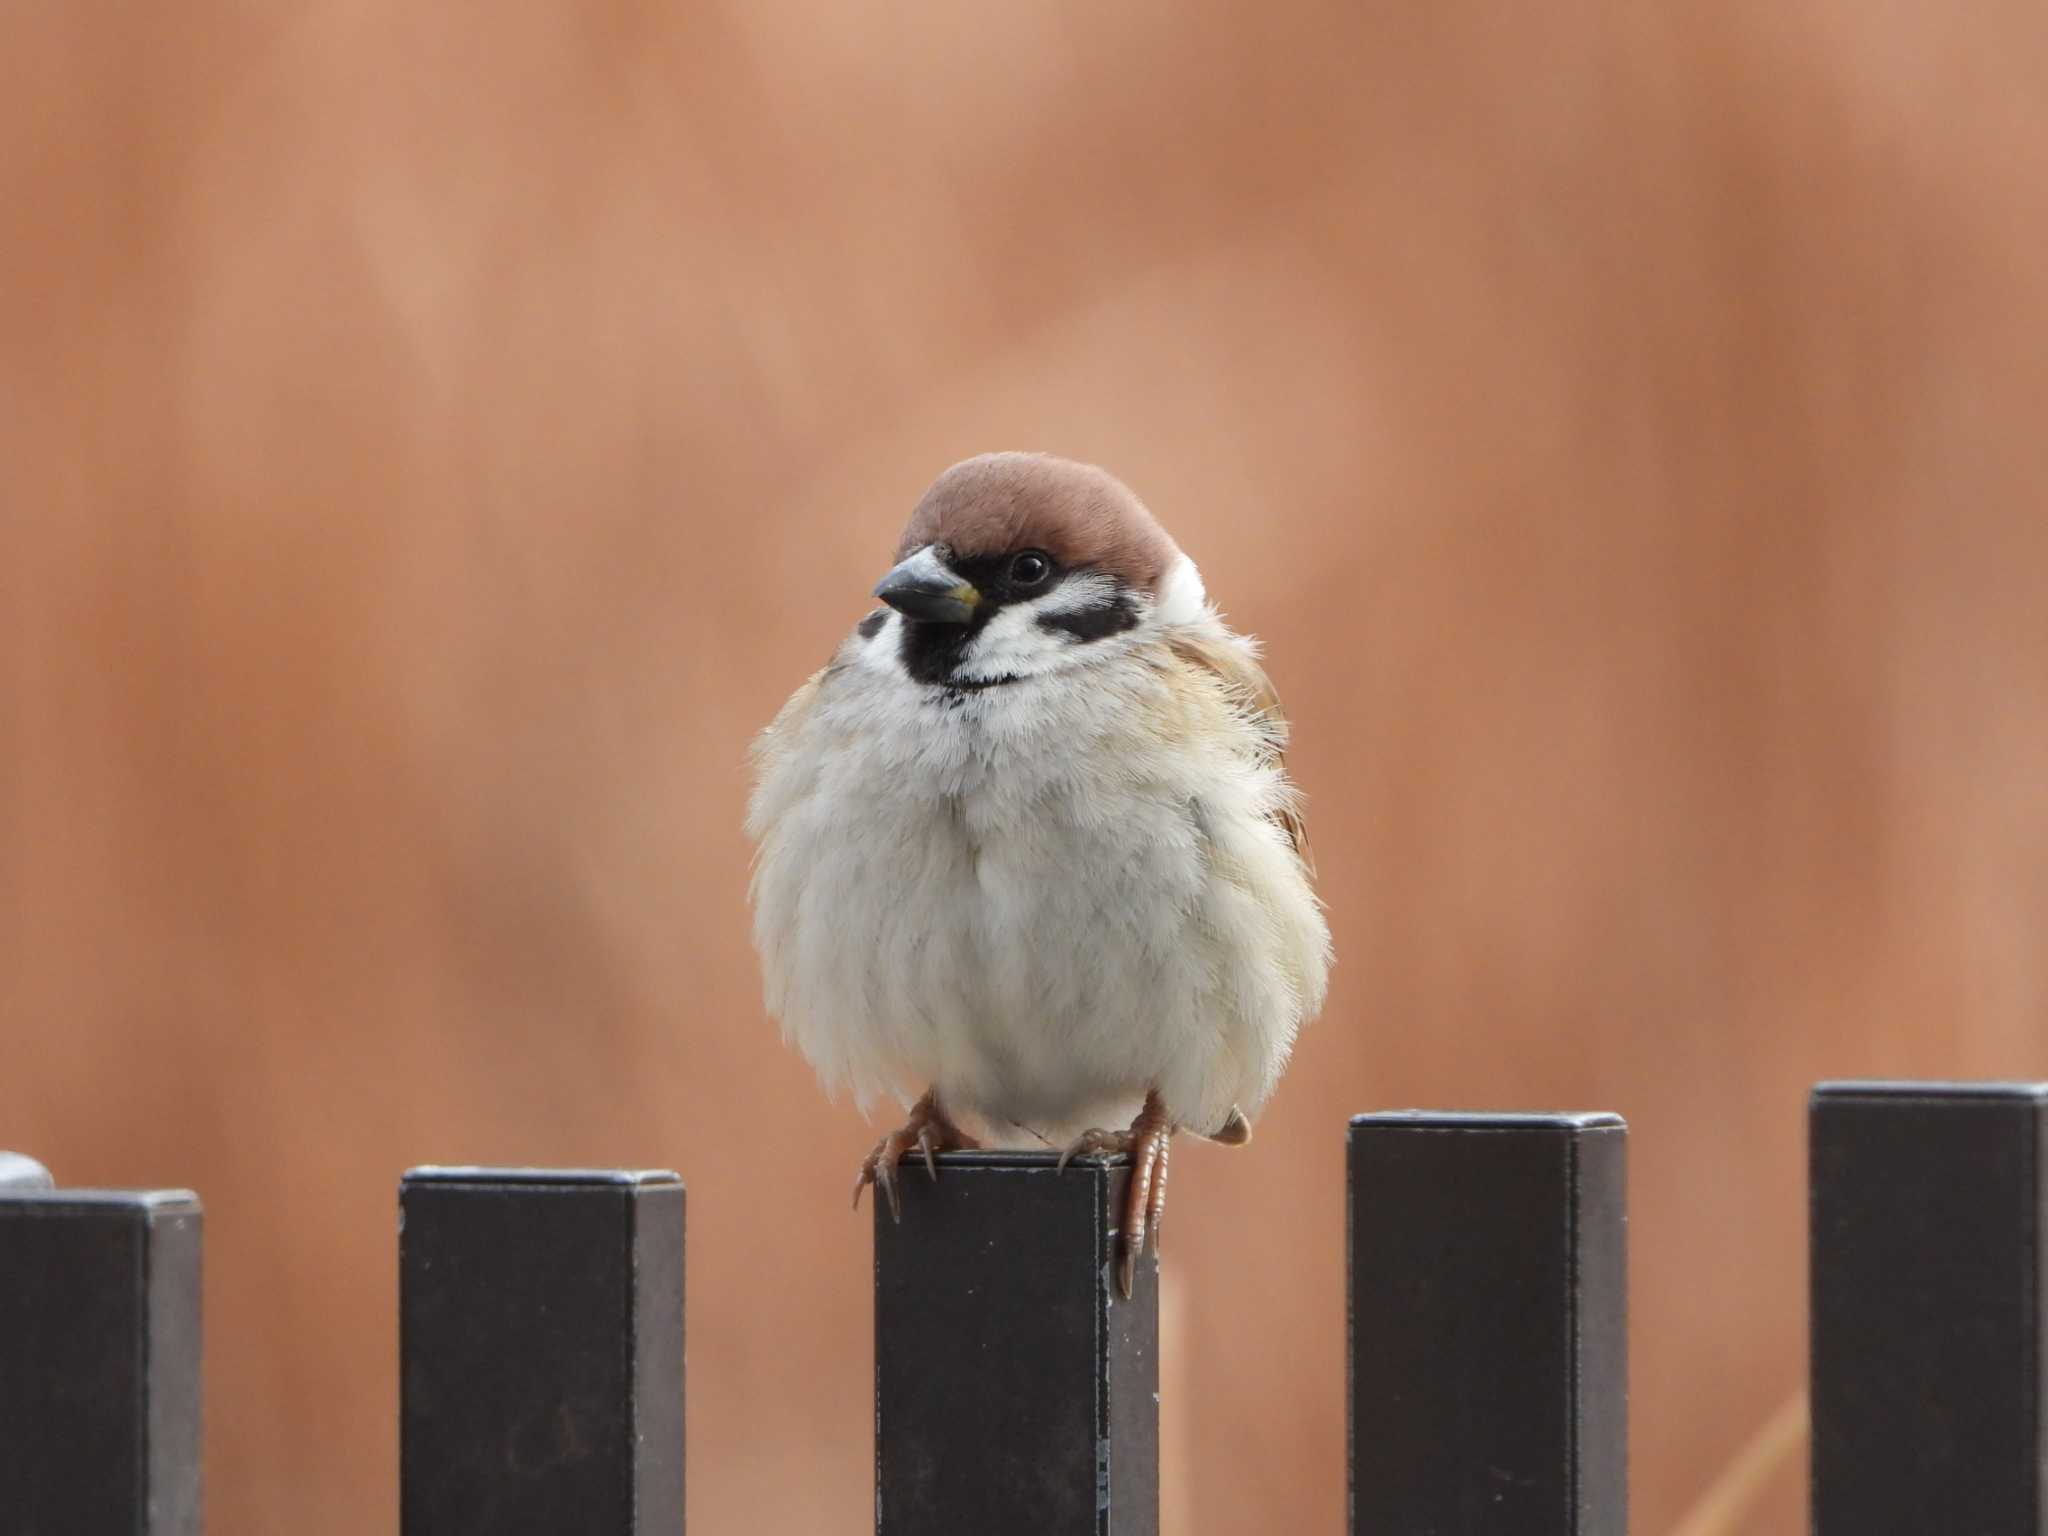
left=400, top=1166, right=686, bottom=1536
left=1349, top=1112, right=1628, bottom=1536
left=0, top=1162, right=204, bottom=1536
left=1811, top=1080, right=2048, bottom=1534
left=874, top=1150, right=1158, bottom=1536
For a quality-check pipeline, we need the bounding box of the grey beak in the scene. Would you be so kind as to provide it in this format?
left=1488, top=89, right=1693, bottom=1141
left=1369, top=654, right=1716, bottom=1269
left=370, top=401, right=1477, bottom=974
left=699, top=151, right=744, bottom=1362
left=873, top=546, right=981, bottom=625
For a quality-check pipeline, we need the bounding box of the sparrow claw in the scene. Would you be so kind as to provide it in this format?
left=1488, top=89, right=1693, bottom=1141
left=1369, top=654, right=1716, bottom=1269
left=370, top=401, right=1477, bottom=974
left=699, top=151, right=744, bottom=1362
left=852, top=1137, right=907, bottom=1222
left=1059, top=1093, right=1175, bottom=1299
left=853, top=1089, right=979, bottom=1220
left=855, top=1131, right=911, bottom=1221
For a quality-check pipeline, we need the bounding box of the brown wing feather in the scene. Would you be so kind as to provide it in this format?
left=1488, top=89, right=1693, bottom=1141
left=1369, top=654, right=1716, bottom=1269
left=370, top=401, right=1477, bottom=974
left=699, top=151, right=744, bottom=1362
left=1166, top=630, right=1315, bottom=874
left=750, top=666, right=828, bottom=776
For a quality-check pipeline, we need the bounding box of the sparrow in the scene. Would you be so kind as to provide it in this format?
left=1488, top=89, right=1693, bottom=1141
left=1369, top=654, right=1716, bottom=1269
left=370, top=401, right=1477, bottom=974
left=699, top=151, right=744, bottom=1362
left=746, top=453, right=1330, bottom=1295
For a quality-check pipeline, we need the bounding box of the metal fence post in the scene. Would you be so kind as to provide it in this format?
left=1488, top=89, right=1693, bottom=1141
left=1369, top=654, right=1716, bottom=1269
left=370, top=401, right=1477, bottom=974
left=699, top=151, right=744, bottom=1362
left=874, top=1150, right=1159, bottom=1536
left=0, top=1161, right=204, bottom=1536
left=1810, top=1080, right=2048, bottom=1534
left=1349, top=1112, right=1628, bottom=1536
left=400, top=1166, right=686, bottom=1536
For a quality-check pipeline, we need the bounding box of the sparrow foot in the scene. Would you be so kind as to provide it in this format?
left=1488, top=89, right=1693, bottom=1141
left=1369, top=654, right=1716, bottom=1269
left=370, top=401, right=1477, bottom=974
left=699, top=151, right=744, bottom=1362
left=853, top=1089, right=981, bottom=1222
left=1057, top=1090, right=1173, bottom=1299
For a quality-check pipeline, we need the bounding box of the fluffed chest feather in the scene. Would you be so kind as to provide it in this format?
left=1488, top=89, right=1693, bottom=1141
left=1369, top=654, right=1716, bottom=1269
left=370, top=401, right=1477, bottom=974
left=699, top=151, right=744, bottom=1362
left=748, top=625, right=1324, bottom=1138
left=755, top=655, right=1220, bottom=1113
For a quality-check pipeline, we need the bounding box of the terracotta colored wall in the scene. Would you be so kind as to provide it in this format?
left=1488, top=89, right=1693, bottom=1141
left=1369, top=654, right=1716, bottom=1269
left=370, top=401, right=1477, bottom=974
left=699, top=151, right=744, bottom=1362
left=4, top=4, right=2044, bottom=1532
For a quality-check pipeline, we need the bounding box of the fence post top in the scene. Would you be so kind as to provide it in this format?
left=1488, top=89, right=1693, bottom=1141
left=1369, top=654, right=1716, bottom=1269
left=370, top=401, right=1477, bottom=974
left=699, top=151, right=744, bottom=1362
left=1811, top=1080, right=2048, bottom=1106
left=1348, top=1110, right=1626, bottom=1133
left=401, top=1166, right=684, bottom=1189
left=0, top=1186, right=201, bottom=1217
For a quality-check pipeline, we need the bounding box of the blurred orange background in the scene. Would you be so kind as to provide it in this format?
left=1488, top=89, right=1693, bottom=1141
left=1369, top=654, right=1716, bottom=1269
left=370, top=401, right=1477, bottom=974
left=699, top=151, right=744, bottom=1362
left=4, top=4, right=2046, bottom=1533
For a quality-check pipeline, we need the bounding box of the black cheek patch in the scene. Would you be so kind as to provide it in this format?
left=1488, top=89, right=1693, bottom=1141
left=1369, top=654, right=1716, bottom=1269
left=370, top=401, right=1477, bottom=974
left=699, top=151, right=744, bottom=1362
left=1036, top=589, right=1141, bottom=643
left=857, top=610, right=888, bottom=641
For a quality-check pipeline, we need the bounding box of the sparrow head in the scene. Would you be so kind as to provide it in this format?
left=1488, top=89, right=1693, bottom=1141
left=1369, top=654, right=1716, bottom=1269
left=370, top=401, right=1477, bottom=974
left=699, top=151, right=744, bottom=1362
left=869, top=453, right=1202, bottom=689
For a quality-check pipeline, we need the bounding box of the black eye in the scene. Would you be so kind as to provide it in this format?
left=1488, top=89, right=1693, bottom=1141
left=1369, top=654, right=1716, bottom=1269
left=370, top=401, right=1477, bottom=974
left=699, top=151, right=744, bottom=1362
left=1008, top=550, right=1053, bottom=586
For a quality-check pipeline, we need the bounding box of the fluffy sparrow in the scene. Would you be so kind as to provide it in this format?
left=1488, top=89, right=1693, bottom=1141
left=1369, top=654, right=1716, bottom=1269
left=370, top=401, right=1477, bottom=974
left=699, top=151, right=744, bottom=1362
left=747, top=453, right=1330, bottom=1294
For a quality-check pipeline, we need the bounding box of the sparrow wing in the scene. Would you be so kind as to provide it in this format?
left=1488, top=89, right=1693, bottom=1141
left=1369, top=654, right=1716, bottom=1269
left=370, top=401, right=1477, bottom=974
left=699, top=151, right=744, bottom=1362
left=745, top=662, right=844, bottom=879
left=749, top=666, right=828, bottom=780
left=1167, top=629, right=1315, bottom=875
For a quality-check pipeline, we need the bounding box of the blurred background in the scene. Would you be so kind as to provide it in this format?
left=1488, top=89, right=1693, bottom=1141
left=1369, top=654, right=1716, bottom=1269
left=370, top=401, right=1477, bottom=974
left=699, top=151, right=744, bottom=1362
left=3, top=3, right=2045, bottom=1532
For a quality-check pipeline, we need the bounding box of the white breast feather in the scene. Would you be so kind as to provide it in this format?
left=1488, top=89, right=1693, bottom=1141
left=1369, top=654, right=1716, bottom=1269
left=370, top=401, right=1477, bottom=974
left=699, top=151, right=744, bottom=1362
left=746, top=557, right=1330, bottom=1142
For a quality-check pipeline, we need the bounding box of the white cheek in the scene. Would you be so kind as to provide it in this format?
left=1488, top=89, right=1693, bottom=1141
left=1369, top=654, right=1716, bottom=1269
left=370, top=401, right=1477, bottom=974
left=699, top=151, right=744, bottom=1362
left=957, top=604, right=1075, bottom=682
left=1035, top=571, right=1122, bottom=621
left=1155, top=555, right=1208, bottom=627
left=958, top=574, right=1151, bottom=682
left=852, top=611, right=902, bottom=675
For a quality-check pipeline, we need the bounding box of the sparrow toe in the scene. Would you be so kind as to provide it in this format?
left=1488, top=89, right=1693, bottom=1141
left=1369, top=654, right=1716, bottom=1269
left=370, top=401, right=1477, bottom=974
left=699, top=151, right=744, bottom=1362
left=1145, top=1136, right=1171, bottom=1254
left=1057, top=1128, right=1130, bottom=1171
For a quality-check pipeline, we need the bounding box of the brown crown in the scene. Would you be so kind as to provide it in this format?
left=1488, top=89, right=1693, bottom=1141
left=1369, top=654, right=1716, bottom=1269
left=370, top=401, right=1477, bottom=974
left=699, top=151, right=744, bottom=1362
left=896, top=453, right=1180, bottom=595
